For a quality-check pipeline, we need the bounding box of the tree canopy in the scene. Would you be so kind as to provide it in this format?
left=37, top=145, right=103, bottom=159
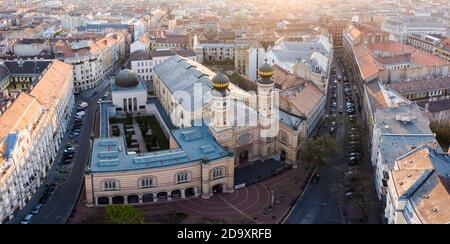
left=104, top=205, right=146, bottom=224
left=300, top=135, right=337, bottom=166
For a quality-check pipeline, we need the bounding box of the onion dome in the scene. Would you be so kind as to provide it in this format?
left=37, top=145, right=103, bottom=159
left=212, top=72, right=230, bottom=90
left=258, top=62, right=274, bottom=84
left=258, top=62, right=273, bottom=78
left=115, top=69, right=139, bottom=88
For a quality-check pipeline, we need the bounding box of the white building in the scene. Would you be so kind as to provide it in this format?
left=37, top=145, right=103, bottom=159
left=195, top=43, right=235, bottom=64
left=130, top=49, right=196, bottom=90
left=61, top=12, right=87, bottom=31
left=265, top=36, right=332, bottom=90
left=130, top=34, right=151, bottom=54
left=111, top=69, right=147, bottom=113
left=382, top=17, right=447, bottom=42
left=0, top=61, right=74, bottom=224
left=247, top=46, right=266, bottom=81
left=265, top=36, right=331, bottom=75
left=55, top=33, right=126, bottom=92
left=12, top=39, right=51, bottom=57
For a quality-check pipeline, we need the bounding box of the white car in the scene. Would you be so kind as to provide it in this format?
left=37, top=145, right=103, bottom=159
left=76, top=111, right=86, bottom=117
left=77, top=102, right=88, bottom=109
left=20, top=214, right=33, bottom=224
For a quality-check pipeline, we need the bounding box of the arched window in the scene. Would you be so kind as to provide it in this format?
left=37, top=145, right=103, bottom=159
left=212, top=167, right=225, bottom=180
left=103, top=180, right=118, bottom=191
left=176, top=172, right=190, bottom=184
left=139, top=176, right=155, bottom=188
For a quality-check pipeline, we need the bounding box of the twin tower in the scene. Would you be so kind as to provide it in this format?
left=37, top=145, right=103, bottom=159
left=210, top=62, right=277, bottom=138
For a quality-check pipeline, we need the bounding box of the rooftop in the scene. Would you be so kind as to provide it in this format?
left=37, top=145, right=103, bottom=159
left=154, top=55, right=215, bottom=111
left=276, top=66, right=324, bottom=118
left=380, top=134, right=437, bottom=170
left=375, top=104, right=432, bottom=135
left=90, top=126, right=229, bottom=173
left=387, top=78, right=450, bottom=94
left=267, top=37, right=331, bottom=72
left=391, top=145, right=450, bottom=224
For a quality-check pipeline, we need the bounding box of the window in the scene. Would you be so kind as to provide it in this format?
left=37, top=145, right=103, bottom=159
left=103, top=180, right=118, bottom=191
left=140, top=177, right=155, bottom=188
left=176, top=172, right=190, bottom=184
left=212, top=167, right=225, bottom=180
left=280, top=131, right=288, bottom=143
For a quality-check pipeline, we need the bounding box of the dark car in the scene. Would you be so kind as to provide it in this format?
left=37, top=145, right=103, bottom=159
left=45, top=185, right=56, bottom=194
left=311, top=173, right=320, bottom=183
left=39, top=194, right=49, bottom=204
left=60, top=160, right=72, bottom=165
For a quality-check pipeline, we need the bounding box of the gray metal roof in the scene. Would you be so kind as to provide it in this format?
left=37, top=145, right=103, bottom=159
left=154, top=55, right=216, bottom=111
left=375, top=104, right=433, bottom=135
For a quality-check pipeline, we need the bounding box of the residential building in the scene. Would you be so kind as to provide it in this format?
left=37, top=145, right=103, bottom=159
left=151, top=33, right=191, bottom=50
left=385, top=145, right=450, bottom=224
left=130, top=48, right=196, bottom=90
left=406, top=34, right=450, bottom=62
left=55, top=32, right=126, bottom=92
left=275, top=66, right=326, bottom=141
left=387, top=78, right=450, bottom=102
left=265, top=36, right=332, bottom=91
left=12, top=39, right=52, bottom=57
left=195, top=43, right=235, bottom=64
left=0, top=61, right=74, bottom=223
left=382, top=17, right=447, bottom=43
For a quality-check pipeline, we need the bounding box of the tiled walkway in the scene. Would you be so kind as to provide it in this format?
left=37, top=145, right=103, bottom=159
left=68, top=166, right=309, bottom=224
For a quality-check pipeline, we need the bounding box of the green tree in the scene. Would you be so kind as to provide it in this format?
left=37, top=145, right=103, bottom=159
left=430, top=121, right=450, bottom=149
left=300, top=135, right=337, bottom=166
left=104, top=205, right=146, bottom=224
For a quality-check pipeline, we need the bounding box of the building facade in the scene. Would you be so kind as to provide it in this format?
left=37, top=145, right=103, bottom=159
left=56, top=33, right=126, bottom=92
left=0, top=61, right=74, bottom=223
left=406, top=34, right=450, bottom=62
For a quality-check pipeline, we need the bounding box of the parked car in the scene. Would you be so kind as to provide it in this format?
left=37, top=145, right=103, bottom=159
left=70, top=133, right=79, bottom=138
left=61, top=159, right=72, bottom=165
left=329, top=127, right=335, bottom=134
left=46, top=184, right=56, bottom=194
left=31, top=204, right=43, bottom=215
left=39, top=194, right=49, bottom=204
left=311, top=173, right=321, bottom=183
left=20, top=214, right=33, bottom=224
left=76, top=111, right=85, bottom=117
left=63, top=155, right=74, bottom=160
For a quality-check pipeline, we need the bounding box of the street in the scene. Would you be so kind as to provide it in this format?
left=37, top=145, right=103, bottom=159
left=284, top=57, right=382, bottom=224
left=30, top=84, right=109, bottom=224
left=9, top=71, right=117, bottom=224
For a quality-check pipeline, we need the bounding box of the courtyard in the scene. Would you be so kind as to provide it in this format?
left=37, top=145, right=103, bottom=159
left=109, top=114, right=169, bottom=153
left=68, top=165, right=309, bottom=224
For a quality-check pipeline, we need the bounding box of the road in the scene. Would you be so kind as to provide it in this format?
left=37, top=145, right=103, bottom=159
left=284, top=125, right=346, bottom=224
left=284, top=57, right=382, bottom=224
left=285, top=58, right=346, bottom=224
left=8, top=72, right=116, bottom=224
left=30, top=84, right=109, bottom=224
